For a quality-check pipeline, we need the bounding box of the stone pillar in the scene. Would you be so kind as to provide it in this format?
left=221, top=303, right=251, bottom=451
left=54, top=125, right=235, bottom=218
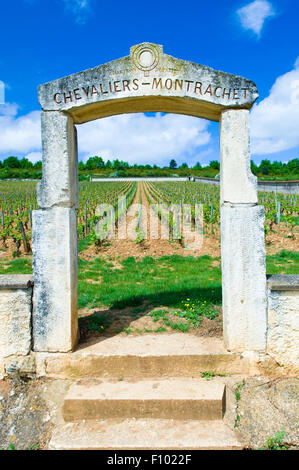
left=32, top=111, right=78, bottom=352
left=220, top=109, right=267, bottom=352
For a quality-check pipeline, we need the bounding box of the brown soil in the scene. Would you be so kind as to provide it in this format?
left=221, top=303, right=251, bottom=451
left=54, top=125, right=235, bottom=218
left=0, top=183, right=297, bottom=263
left=0, top=237, right=32, bottom=260
left=81, top=182, right=223, bottom=261
left=80, top=183, right=298, bottom=262
left=78, top=303, right=223, bottom=348
left=265, top=224, right=299, bottom=254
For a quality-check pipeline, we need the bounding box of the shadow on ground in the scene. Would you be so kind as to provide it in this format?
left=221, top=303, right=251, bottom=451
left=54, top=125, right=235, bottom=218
left=78, top=285, right=223, bottom=347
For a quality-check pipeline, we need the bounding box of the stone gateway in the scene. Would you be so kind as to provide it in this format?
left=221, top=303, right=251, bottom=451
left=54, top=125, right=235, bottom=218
left=33, top=43, right=267, bottom=354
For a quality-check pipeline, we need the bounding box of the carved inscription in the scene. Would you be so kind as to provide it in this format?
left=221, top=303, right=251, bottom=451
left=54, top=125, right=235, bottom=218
left=53, top=77, right=250, bottom=105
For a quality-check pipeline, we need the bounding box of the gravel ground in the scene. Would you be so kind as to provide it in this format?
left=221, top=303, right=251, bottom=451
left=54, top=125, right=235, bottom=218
left=233, top=377, right=299, bottom=449
left=0, top=375, right=298, bottom=450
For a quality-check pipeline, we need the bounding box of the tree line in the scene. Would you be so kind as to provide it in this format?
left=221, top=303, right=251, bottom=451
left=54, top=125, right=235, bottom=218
left=0, top=155, right=298, bottom=181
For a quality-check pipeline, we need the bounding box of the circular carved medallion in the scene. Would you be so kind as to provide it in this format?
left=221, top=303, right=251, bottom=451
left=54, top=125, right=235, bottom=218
left=132, top=44, right=159, bottom=72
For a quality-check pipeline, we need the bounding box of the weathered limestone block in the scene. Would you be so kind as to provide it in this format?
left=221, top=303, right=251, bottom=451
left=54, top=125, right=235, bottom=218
left=32, top=207, right=78, bottom=352
left=267, top=275, right=299, bottom=370
left=1, top=354, right=36, bottom=380
left=221, top=204, right=267, bottom=352
left=0, top=275, right=33, bottom=358
left=220, top=109, right=258, bottom=204
left=37, top=111, right=78, bottom=209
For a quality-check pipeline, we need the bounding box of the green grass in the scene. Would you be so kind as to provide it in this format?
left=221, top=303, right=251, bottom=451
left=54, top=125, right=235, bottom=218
left=78, top=311, right=111, bottom=332
left=78, top=234, right=94, bottom=253
left=257, top=431, right=290, bottom=450
left=77, top=250, right=297, bottom=311
left=130, top=304, right=149, bottom=314
left=0, top=257, right=32, bottom=274
left=266, top=250, right=299, bottom=274
left=200, top=371, right=215, bottom=380
left=171, top=298, right=219, bottom=328
left=148, top=309, right=191, bottom=332
left=0, top=250, right=297, bottom=312
left=280, top=215, right=299, bottom=226
left=77, top=254, right=222, bottom=310
left=235, top=380, right=245, bottom=401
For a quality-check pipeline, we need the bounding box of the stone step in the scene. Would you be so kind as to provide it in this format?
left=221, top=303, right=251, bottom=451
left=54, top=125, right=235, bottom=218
left=41, top=333, right=254, bottom=379
left=49, top=419, right=243, bottom=450
left=63, top=378, right=225, bottom=421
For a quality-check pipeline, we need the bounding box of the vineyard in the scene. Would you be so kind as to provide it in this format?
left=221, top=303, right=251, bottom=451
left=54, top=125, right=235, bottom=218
left=0, top=180, right=297, bottom=259
left=0, top=181, right=137, bottom=257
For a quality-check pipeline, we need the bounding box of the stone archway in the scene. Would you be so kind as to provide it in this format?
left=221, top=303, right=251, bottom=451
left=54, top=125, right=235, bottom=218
left=32, top=43, right=267, bottom=354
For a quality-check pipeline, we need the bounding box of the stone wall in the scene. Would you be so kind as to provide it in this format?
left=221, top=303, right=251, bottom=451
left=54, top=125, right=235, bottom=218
left=1, top=274, right=298, bottom=377
left=258, top=181, right=299, bottom=195
left=90, top=176, right=299, bottom=194
left=90, top=177, right=191, bottom=182
left=193, top=177, right=299, bottom=195
left=267, top=275, right=299, bottom=371
left=0, top=275, right=33, bottom=378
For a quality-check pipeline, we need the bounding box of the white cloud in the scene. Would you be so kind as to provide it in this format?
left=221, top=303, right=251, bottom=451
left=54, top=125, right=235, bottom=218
left=237, top=1, right=275, bottom=36
left=77, top=113, right=211, bottom=166
left=251, top=58, right=299, bottom=155
left=61, top=0, right=91, bottom=24
left=0, top=103, right=41, bottom=155
left=0, top=104, right=211, bottom=166
left=24, top=151, right=42, bottom=164
left=3, top=60, right=299, bottom=164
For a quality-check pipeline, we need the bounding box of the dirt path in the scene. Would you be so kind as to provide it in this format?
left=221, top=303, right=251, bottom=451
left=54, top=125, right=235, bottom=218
left=0, top=182, right=296, bottom=263
left=78, top=181, right=298, bottom=262
left=81, top=182, right=222, bottom=261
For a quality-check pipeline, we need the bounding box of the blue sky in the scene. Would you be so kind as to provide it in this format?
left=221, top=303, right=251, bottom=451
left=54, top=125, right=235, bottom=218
left=0, top=0, right=299, bottom=166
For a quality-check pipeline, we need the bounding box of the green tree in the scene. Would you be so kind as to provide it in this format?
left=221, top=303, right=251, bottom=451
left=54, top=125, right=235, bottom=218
left=33, top=161, right=42, bottom=169
left=271, top=161, right=283, bottom=174
left=259, top=159, right=271, bottom=175
left=112, top=159, right=129, bottom=170
left=250, top=159, right=258, bottom=175
left=169, top=159, right=177, bottom=169
left=19, top=157, right=33, bottom=169
left=3, top=156, right=20, bottom=168
left=286, top=158, right=299, bottom=174
left=85, top=156, right=105, bottom=170
left=209, top=160, right=220, bottom=170
left=180, top=163, right=188, bottom=169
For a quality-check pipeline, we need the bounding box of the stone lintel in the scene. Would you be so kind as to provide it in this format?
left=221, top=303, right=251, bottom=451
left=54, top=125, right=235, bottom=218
left=38, top=43, right=258, bottom=123
left=267, top=274, right=299, bottom=291
left=0, top=275, right=33, bottom=290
